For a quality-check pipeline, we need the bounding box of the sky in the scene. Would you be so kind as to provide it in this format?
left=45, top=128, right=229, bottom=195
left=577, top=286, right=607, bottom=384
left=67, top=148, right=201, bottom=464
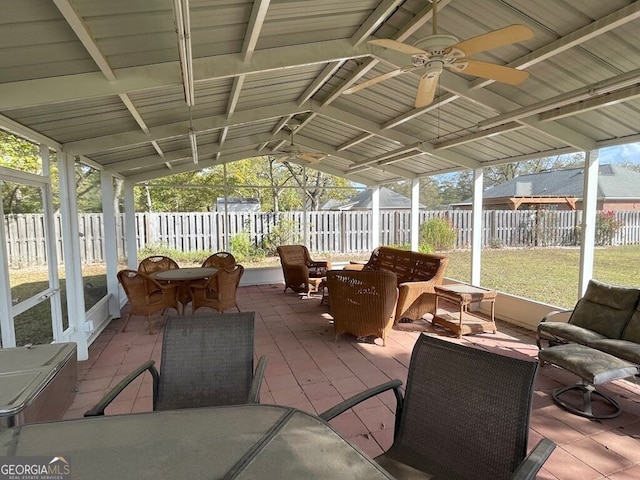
left=599, top=142, right=640, bottom=165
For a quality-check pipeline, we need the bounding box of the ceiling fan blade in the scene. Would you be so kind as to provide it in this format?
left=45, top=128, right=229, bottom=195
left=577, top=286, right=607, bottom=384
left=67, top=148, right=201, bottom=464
left=298, top=152, right=326, bottom=164
left=368, top=38, right=427, bottom=56
left=344, top=66, right=415, bottom=94
left=415, top=75, right=439, bottom=108
left=453, top=59, right=529, bottom=85
left=449, top=24, right=533, bottom=56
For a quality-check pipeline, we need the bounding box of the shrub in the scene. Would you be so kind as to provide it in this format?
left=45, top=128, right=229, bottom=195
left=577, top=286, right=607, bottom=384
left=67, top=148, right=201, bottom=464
left=595, top=211, right=624, bottom=246
left=229, top=231, right=265, bottom=263
left=261, top=218, right=300, bottom=255
left=419, top=217, right=457, bottom=251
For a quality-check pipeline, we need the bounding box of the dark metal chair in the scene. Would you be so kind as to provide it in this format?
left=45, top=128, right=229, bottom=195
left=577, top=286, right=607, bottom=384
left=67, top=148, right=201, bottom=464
left=320, top=334, right=555, bottom=480
left=85, top=312, right=268, bottom=415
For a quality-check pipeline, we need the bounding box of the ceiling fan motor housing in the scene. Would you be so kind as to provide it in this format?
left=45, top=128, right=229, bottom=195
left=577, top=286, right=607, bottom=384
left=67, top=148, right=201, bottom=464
left=414, top=34, right=459, bottom=53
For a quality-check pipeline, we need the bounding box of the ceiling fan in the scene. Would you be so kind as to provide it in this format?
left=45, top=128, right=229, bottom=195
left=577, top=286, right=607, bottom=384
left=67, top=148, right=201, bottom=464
left=344, top=0, right=534, bottom=108
left=272, top=126, right=327, bottom=164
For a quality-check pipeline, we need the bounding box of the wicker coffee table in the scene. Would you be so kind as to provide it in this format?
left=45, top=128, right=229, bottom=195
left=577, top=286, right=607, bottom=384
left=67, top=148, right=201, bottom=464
left=432, top=284, right=497, bottom=338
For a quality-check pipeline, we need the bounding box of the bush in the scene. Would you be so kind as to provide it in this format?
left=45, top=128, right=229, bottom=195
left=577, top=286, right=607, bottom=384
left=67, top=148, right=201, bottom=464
left=261, top=219, right=300, bottom=255
left=595, top=211, right=624, bottom=246
left=419, top=217, right=457, bottom=251
left=229, top=231, right=265, bottom=263
left=138, top=243, right=205, bottom=265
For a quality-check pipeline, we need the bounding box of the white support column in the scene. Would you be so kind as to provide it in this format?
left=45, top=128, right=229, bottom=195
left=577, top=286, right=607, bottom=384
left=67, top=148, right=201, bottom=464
left=411, top=178, right=420, bottom=251
left=123, top=181, right=137, bottom=269
left=0, top=178, right=15, bottom=347
left=579, top=150, right=599, bottom=296
left=470, top=168, right=483, bottom=286
left=303, top=167, right=309, bottom=247
left=41, top=145, right=64, bottom=342
left=58, top=152, right=89, bottom=360
left=371, top=186, right=380, bottom=249
left=101, top=171, right=120, bottom=318
left=223, top=163, right=229, bottom=250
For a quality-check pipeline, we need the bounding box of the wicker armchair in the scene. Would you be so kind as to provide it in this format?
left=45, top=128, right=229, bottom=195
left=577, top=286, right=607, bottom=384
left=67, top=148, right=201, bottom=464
left=202, top=251, right=236, bottom=268
left=196, top=252, right=237, bottom=290
left=277, top=245, right=331, bottom=295
left=190, top=264, right=244, bottom=313
left=85, top=312, right=268, bottom=415
left=137, top=255, right=180, bottom=273
left=327, top=269, right=398, bottom=346
left=320, top=334, right=555, bottom=480
left=137, top=255, right=191, bottom=307
left=345, top=246, right=448, bottom=323
left=117, top=269, right=179, bottom=334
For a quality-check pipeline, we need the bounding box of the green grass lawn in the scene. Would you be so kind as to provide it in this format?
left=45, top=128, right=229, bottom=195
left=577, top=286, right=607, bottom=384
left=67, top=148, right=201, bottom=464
left=9, top=245, right=640, bottom=344
left=443, top=245, right=640, bottom=308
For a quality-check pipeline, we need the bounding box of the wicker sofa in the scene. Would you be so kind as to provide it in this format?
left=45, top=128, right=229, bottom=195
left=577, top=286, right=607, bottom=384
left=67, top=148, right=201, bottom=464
left=344, top=246, right=448, bottom=323
left=537, top=279, right=640, bottom=365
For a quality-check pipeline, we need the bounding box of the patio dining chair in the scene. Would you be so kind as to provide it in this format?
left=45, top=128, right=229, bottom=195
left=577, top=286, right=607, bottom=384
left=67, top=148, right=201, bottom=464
left=85, top=312, right=268, bottom=415
left=192, top=251, right=238, bottom=292
left=117, top=269, right=179, bottom=334
left=190, top=264, right=245, bottom=313
left=137, top=255, right=192, bottom=307
left=137, top=255, right=180, bottom=273
left=202, top=251, right=236, bottom=269
left=320, top=334, right=555, bottom=480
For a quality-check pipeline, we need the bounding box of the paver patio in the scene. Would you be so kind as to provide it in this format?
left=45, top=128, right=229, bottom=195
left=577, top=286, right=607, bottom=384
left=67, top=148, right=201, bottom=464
left=64, top=284, right=640, bottom=480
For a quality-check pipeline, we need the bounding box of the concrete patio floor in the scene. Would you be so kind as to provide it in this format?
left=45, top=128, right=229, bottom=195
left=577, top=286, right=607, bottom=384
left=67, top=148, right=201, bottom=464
left=64, top=284, right=640, bottom=480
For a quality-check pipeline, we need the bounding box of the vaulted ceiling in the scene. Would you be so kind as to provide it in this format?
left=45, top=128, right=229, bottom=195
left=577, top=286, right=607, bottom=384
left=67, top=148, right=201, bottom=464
left=2, top=0, right=640, bottom=187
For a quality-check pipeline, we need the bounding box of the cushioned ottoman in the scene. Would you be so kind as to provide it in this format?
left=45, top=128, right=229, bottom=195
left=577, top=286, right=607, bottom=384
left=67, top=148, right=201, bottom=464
left=539, top=343, right=639, bottom=419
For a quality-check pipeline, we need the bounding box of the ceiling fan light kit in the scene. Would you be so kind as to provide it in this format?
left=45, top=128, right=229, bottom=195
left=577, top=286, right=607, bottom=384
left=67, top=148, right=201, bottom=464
left=346, top=1, right=534, bottom=108
left=272, top=126, right=327, bottom=164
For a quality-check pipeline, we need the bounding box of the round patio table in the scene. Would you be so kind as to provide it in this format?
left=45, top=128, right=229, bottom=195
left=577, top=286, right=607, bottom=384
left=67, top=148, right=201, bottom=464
left=151, top=267, right=219, bottom=313
left=0, top=404, right=394, bottom=479
left=151, top=266, right=218, bottom=281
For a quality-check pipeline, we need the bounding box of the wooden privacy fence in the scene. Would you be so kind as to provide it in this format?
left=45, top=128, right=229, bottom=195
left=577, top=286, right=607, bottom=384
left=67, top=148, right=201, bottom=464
left=5, top=209, right=640, bottom=267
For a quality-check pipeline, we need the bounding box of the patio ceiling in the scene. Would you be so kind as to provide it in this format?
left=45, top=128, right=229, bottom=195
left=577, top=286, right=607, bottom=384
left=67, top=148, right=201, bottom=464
left=2, top=0, right=640, bottom=187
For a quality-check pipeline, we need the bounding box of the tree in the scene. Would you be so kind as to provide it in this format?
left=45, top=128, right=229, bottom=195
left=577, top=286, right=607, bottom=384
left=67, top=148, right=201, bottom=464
left=1, top=131, right=45, bottom=213
left=137, top=156, right=357, bottom=212
left=387, top=178, right=444, bottom=209
left=430, top=154, right=587, bottom=207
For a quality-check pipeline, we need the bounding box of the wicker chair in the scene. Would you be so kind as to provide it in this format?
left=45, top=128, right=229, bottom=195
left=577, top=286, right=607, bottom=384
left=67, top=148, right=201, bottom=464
left=137, top=255, right=192, bottom=308
left=117, top=269, right=179, bottom=334
left=194, top=252, right=238, bottom=291
left=327, top=269, right=398, bottom=346
left=85, top=312, right=268, bottom=415
left=190, top=264, right=244, bottom=313
left=137, top=255, right=180, bottom=273
left=276, top=245, right=331, bottom=295
left=320, top=334, right=555, bottom=480
left=202, top=251, right=236, bottom=268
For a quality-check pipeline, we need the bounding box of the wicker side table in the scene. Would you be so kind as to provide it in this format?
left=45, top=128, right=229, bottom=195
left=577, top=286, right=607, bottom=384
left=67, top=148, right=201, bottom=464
left=432, top=284, right=497, bottom=338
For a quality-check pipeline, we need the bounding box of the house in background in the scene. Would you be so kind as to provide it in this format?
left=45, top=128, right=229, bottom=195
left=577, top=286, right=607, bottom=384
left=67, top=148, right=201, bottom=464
left=321, top=187, right=423, bottom=210
left=452, top=164, right=640, bottom=211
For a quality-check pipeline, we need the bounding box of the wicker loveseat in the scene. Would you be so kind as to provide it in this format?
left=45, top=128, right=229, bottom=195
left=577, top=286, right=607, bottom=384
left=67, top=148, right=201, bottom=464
left=345, top=246, right=448, bottom=323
